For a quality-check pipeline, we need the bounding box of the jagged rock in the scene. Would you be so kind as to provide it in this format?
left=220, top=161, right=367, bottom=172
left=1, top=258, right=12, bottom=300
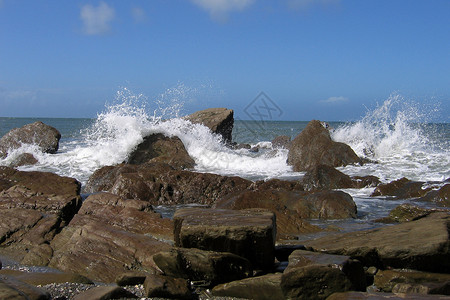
left=281, top=264, right=353, bottom=300
left=0, top=275, right=51, bottom=300
left=212, top=273, right=284, bottom=300
left=418, top=184, right=450, bottom=207
left=0, top=167, right=81, bottom=263
left=127, top=133, right=195, bottom=169
left=374, top=269, right=450, bottom=293
left=284, top=250, right=366, bottom=292
left=84, top=162, right=252, bottom=206
left=272, top=135, right=292, bottom=149
left=153, top=247, right=252, bottom=286
left=0, top=121, right=61, bottom=158
left=173, top=208, right=276, bottom=270
left=377, top=203, right=445, bottom=223
left=144, top=274, right=192, bottom=299
left=72, top=286, right=138, bottom=300
left=185, top=107, right=234, bottom=143
left=304, top=212, right=450, bottom=273
left=287, top=120, right=361, bottom=171
left=371, top=177, right=431, bottom=198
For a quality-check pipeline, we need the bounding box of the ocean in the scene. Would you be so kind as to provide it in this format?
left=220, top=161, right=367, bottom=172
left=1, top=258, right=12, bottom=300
left=0, top=92, right=449, bottom=233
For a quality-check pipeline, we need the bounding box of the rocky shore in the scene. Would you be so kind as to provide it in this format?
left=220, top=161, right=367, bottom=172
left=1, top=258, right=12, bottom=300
left=0, top=108, right=449, bottom=299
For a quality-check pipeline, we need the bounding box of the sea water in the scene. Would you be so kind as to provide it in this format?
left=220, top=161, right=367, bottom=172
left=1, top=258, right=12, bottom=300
left=0, top=89, right=449, bottom=231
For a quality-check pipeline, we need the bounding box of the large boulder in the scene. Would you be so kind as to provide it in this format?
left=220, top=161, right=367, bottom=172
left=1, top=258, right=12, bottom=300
left=0, top=167, right=82, bottom=263
left=84, top=162, right=252, bottom=206
left=48, top=192, right=173, bottom=282
left=417, top=184, right=450, bottom=207
left=287, top=120, right=361, bottom=171
left=371, top=177, right=431, bottom=199
left=173, top=207, right=276, bottom=270
left=185, top=107, right=234, bottom=143
left=127, top=133, right=195, bottom=169
left=0, top=121, right=61, bottom=158
left=304, top=212, right=450, bottom=273
left=153, top=247, right=252, bottom=286
left=144, top=274, right=192, bottom=299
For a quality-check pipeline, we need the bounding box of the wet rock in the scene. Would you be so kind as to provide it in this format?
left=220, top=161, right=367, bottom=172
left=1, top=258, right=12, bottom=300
left=275, top=244, right=307, bottom=262
left=351, top=175, right=381, bottom=188
left=0, top=269, right=93, bottom=286
left=418, top=184, right=450, bottom=207
left=371, top=177, right=432, bottom=198
left=49, top=217, right=172, bottom=282
left=153, top=247, right=252, bottom=286
left=392, top=282, right=450, bottom=295
left=281, top=264, right=353, bottom=300
left=72, top=286, right=138, bottom=300
left=326, top=291, right=450, bottom=299
left=285, top=250, right=366, bottom=292
left=302, top=165, right=354, bottom=191
left=0, top=167, right=82, bottom=263
left=377, top=203, right=445, bottom=223
left=272, top=135, right=291, bottom=149
left=116, top=272, right=150, bottom=286
left=185, top=107, right=234, bottom=143
left=9, top=153, right=38, bottom=167
left=0, top=274, right=51, bottom=300
left=0, top=121, right=61, bottom=158
left=127, top=133, right=195, bottom=169
left=84, top=162, right=252, bottom=206
left=144, top=274, right=192, bottom=299
left=374, top=269, right=450, bottom=293
left=287, top=120, right=361, bottom=171
left=304, top=212, right=450, bottom=273
left=212, top=273, right=284, bottom=300
left=173, top=208, right=276, bottom=270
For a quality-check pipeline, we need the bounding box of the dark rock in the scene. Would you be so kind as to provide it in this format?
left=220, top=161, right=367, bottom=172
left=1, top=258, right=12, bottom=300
left=393, top=282, right=450, bottom=295
left=371, top=177, right=432, bottom=198
left=275, top=244, right=307, bottom=262
left=127, top=133, right=195, bottom=169
left=287, top=120, right=361, bottom=171
left=281, top=264, right=353, bottom=300
left=9, top=153, right=38, bottom=167
left=84, top=162, right=252, bottom=206
left=144, top=274, right=192, bottom=299
left=418, top=184, right=450, bottom=207
left=351, top=175, right=381, bottom=188
left=116, top=272, right=150, bottom=286
left=173, top=208, right=276, bottom=270
left=72, top=286, right=138, bottom=300
left=0, top=167, right=81, bottom=263
left=377, top=204, right=444, bottom=223
left=304, top=212, right=450, bottom=273
left=185, top=108, right=234, bottom=143
left=0, top=274, right=51, bottom=300
left=272, top=135, right=292, bottom=149
left=49, top=217, right=172, bottom=283
left=327, top=291, right=450, bottom=299
left=212, top=273, right=284, bottom=300
left=374, top=269, right=450, bottom=293
left=284, top=250, right=366, bottom=292
left=152, top=247, right=252, bottom=286
left=302, top=165, right=354, bottom=191
left=0, top=121, right=61, bottom=158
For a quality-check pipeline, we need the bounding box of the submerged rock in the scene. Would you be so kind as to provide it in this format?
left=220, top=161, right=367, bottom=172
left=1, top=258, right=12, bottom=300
left=272, top=135, right=292, bottom=149
left=287, top=120, right=361, bottom=171
left=0, top=121, right=61, bottom=158
left=127, top=133, right=195, bottom=169
left=174, top=207, right=276, bottom=270
left=185, top=107, right=234, bottom=143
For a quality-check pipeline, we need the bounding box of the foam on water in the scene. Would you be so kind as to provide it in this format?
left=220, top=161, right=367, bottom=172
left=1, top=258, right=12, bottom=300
left=332, top=93, right=449, bottom=182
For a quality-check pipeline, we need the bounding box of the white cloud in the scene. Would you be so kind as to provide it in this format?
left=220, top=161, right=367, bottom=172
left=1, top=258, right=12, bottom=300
left=80, top=2, right=115, bottom=35
left=190, top=0, right=256, bottom=22
left=131, top=6, right=147, bottom=23
left=287, top=0, right=340, bottom=10
left=320, top=96, right=349, bottom=104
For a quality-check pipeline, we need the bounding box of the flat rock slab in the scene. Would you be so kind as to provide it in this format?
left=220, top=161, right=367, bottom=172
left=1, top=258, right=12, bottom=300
left=0, top=269, right=93, bottom=286
left=304, top=212, right=450, bottom=272
left=374, top=269, right=450, bottom=293
left=174, top=208, right=276, bottom=270
left=0, top=275, right=51, bottom=300
left=327, top=291, right=450, bottom=299
left=72, top=286, right=137, bottom=300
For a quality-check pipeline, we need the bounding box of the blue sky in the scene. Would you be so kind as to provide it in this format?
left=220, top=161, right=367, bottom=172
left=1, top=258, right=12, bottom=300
left=0, top=0, right=449, bottom=121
